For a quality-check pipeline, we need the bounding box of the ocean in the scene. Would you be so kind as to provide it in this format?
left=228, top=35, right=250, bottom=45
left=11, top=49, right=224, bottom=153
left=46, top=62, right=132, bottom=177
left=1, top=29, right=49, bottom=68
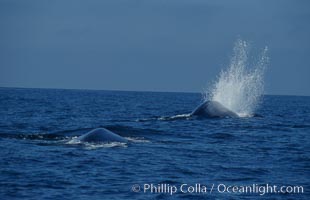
left=0, top=87, right=309, bottom=199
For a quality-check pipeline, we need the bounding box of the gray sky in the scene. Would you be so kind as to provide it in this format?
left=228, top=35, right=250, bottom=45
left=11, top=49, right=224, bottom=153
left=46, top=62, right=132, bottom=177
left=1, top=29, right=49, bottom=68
left=0, top=0, right=309, bottom=95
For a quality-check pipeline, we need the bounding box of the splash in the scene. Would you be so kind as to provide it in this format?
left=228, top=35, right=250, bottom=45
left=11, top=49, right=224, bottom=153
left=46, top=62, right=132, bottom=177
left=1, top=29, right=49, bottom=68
left=206, top=39, right=268, bottom=117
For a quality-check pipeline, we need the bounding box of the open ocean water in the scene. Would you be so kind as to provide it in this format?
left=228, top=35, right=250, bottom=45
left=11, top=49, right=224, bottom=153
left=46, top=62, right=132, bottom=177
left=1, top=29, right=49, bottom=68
left=0, top=87, right=309, bottom=199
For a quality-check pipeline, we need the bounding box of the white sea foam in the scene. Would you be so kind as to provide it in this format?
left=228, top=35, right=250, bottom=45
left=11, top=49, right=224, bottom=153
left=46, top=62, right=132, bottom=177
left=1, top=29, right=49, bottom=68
left=158, top=113, right=191, bottom=121
left=125, top=137, right=150, bottom=143
left=66, top=136, right=81, bottom=144
left=66, top=136, right=128, bottom=149
left=83, top=142, right=127, bottom=150
left=206, top=39, right=268, bottom=117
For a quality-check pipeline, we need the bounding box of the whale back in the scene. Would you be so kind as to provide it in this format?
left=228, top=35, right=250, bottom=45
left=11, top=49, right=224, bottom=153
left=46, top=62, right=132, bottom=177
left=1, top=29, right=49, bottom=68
left=191, top=101, right=238, bottom=118
left=78, top=128, right=127, bottom=143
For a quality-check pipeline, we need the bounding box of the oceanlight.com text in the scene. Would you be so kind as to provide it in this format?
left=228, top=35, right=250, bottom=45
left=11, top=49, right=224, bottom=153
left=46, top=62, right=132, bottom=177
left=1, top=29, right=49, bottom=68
left=131, top=183, right=304, bottom=196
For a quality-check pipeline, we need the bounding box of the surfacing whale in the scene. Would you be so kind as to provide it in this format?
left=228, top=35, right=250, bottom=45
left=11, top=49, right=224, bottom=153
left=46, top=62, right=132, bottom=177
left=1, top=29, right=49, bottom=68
left=191, top=100, right=239, bottom=118
left=78, top=128, right=127, bottom=143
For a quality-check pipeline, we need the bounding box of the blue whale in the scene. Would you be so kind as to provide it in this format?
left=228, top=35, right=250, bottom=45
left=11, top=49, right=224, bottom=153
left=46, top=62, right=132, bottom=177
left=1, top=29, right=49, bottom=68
left=191, top=100, right=239, bottom=118
left=78, top=128, right=127, bottom=143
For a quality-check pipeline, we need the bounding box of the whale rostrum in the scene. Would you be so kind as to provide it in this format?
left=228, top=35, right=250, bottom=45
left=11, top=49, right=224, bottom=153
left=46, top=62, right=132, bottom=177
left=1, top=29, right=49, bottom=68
left=78, top=128, right=127, bottom=143
left=191, top=100, right=238, bottom=118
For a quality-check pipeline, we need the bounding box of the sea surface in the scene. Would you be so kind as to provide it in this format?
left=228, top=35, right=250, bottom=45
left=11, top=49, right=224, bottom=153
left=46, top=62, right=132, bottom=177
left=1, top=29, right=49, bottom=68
left=0, top=88, right=309, bottom=199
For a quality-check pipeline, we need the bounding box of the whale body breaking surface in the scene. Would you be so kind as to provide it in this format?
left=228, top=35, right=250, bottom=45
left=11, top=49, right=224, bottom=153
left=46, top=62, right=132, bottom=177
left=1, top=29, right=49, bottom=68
left=78, top=128, right=127, bottom=143
left=191, top=100, right=238, bottom=118
left=76, top=101, right=238, bottom=144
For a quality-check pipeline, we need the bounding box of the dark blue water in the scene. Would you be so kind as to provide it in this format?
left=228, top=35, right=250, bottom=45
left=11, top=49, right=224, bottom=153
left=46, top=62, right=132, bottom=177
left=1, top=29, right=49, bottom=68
left=0, top=88, right=309, bottom=199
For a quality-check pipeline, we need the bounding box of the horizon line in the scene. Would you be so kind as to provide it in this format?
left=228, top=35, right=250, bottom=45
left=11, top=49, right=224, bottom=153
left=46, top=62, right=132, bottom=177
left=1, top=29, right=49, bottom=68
left=1, top=86, right=309, bottom=97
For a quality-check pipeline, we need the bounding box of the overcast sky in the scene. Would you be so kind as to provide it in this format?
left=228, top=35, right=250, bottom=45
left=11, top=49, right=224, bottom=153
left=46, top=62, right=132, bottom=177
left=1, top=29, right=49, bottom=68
left=0, top=0, right=309, bottom=95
